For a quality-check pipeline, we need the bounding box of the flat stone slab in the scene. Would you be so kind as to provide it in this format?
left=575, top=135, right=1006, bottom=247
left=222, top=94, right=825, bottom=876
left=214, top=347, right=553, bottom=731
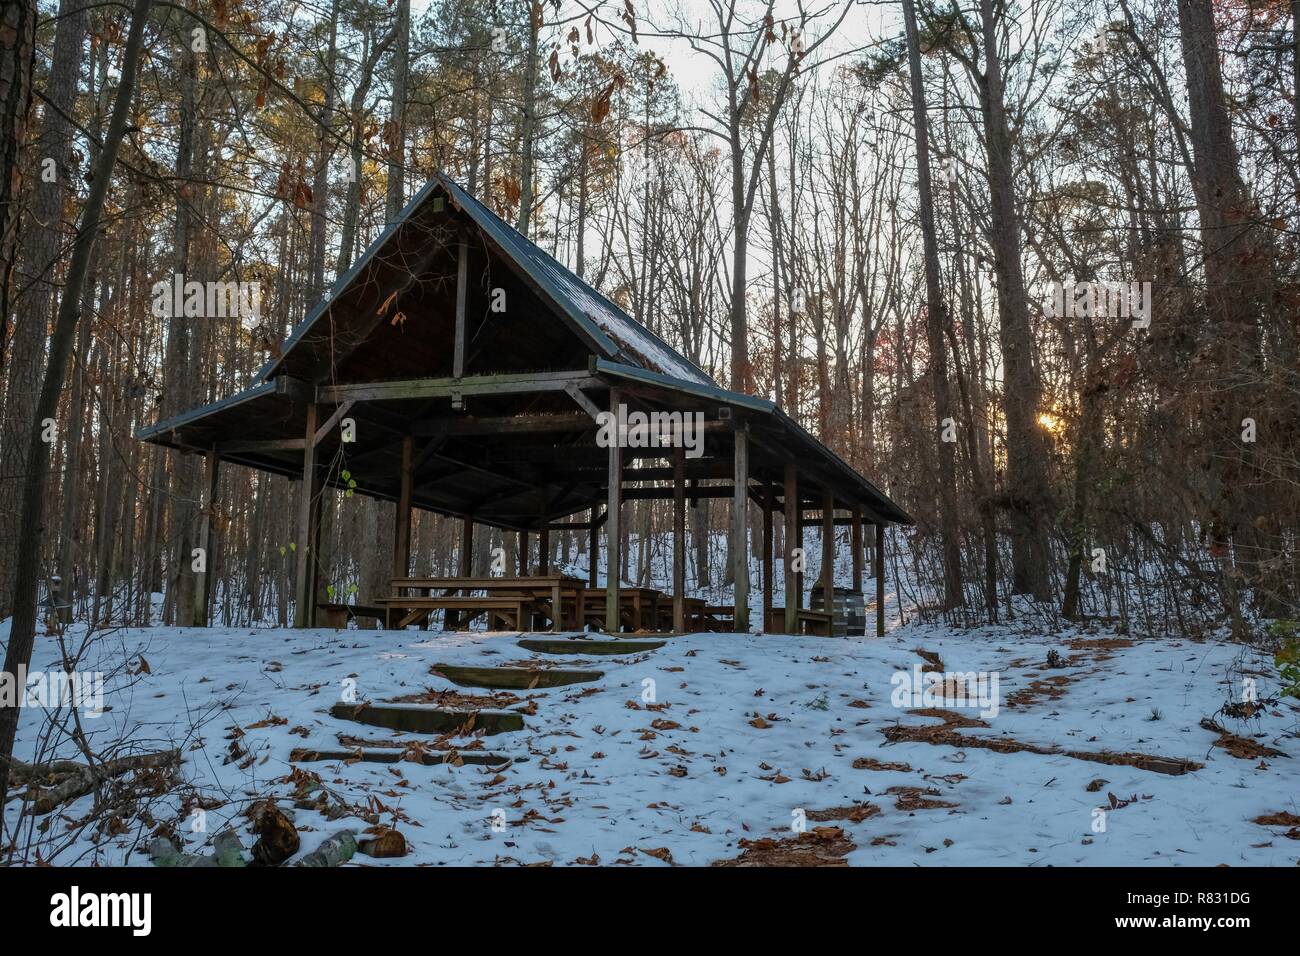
left=518, top=638, right=665, bottom=656
left=329, top=701, right=523, bottom=735
left=290, top=746, right=516, bottom=768
left=431, top=663, right=604, bottom=689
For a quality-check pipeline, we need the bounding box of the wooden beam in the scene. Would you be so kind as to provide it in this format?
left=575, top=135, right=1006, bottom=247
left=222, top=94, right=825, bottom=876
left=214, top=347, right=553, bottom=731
left=453, top=235, right=468, bottom=380
left=220, top=437, right=305, bottom=454
left=621, top=485, right=736, bottom=501
left=317, top=370, right=599, bottom=404
left=851, top=506, right=863, bottom=592
left=538, top=526, right=550, bottom=575
left=293, top=404, right=323, bottom=628
left=623, top=462, right=735, bottom=482
left=606, top=388, right=622, bottom=632
left=193, top=447, right=220, bottom=627
left=393, top=435, right=414, bottom=581
left=565, top=381, right=603, bottom=420
left=460, top=516, right=473, bottom=577
left=673, top=445, right=685, bottom=633
left=588, top=508, right=599, bottom=589
left=822, top=489, right=835, bottom=627
left=762, top=480, right=773, bottom=633
left=274, top=375, right=314, bottom=403
left=518, top=530, right=529, bottom=575
left=411, top=413, right=591, bottom=437
left=876, top=523, right=886, bottom=636
left=796, top=515, right=858, bottom=528
left=732, top=426, right=749, bottom=632
left=314, top=400, right=356, bottom=445
left=783, top=462, right=798, bottom=634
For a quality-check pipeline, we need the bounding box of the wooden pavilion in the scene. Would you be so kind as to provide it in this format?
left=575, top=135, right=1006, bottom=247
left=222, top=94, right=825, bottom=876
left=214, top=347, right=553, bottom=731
left=137, top=173, right=913, bottom=635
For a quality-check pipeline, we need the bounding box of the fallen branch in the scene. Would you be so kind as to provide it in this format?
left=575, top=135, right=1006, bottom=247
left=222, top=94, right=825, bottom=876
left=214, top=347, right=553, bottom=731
left=22, top=749, right=180, bottom=815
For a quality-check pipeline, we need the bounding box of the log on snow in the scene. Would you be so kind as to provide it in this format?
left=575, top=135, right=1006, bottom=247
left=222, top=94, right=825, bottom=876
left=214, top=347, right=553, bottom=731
left=24, top=749, right=180, bottom=814
left=296, top=830, right=358, bottom=867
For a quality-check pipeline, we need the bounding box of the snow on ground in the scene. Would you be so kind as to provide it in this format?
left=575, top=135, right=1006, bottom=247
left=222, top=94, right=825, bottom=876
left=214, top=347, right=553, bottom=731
left=5, top=608, right=1299, bottom=866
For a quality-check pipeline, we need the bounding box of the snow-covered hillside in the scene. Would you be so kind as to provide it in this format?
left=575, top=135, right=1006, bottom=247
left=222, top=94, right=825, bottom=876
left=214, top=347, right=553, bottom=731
left=5, top=601, right=1297, bottom=866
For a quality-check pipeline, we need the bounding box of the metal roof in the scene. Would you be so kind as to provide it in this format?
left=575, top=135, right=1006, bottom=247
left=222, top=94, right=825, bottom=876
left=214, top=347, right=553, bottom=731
left=258, top=173, right=714, bottom=388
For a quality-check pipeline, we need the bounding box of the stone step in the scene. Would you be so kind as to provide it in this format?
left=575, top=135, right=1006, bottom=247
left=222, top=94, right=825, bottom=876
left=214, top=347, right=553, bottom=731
left=328, top=701, right=523, bottom=735
left=290, top=746, right=518, bottom=768
left=431, top=663, right=604, bottom=689
left=517, top=637, right=665, bottom=656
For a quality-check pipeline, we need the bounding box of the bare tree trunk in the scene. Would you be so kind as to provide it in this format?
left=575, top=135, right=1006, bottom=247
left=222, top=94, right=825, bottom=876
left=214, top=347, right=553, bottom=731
left=385, top=0, right=410, bottom=223
left=308, top=0, right=340, bottom=300
left=903, top=0, right=963, bottom=609
left=1176, top=0, right=1274, bottom=621
left=0, top=0, right=83, bottom=617
left=0, top=0, right=35, bottom=376
left=515, top=0, right=540, bottom=236
left=162, top=19, right=200, bottom=625
left=978, top=0, right=1053, bottom=602
left=0, top=0, right=153, bottom=810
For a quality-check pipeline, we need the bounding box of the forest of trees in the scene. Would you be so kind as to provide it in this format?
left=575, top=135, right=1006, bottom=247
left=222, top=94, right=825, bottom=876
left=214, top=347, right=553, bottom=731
left=0, top=0, right=1296, bottom=652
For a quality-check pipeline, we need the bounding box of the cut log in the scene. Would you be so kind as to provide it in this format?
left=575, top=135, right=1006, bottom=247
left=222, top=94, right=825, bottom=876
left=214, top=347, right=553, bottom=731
left=149, top=831, right=244, bottom=868
left=358, top=828, right=407, bottom=858
left=149, top=836, right=213, bottom=867
left=296, top=830, right=358, bottom=867
left=212, top=830, right=247, bottom=867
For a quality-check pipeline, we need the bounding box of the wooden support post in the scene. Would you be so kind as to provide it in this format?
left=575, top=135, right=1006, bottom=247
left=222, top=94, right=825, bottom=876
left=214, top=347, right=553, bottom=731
left=518, top=531, right=529, bottom=575
left=875, top=523, right=886, bottom=636
left=762, top=480, right=773, bottom=632
left=459, top=517, right=473, bottom=577
left=294, top=405, right=323, bottom=628
left=606, top=388, right=622, bottom=632
left=732, top=426, right=749, bottom=633
left=453, top=235, right=468, bottom=380
left=538, top=526, right=550, bottom=575
left=672, top=445, right=685, bottom=633
left=822, top=489, right=835, bottom=627
left=193, top=447, right=220, bottom=627
left=393, top=435, right=413, bottom=580
left=851, top=505, right=863, bottom=592
left=783, top=463, right=798, bottom=634
left=588, top=509, right=599, bottom=589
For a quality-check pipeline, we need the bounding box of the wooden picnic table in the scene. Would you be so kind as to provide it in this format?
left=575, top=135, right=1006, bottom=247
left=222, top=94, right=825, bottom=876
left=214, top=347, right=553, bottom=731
left=383, top=574, right=587, bottom=632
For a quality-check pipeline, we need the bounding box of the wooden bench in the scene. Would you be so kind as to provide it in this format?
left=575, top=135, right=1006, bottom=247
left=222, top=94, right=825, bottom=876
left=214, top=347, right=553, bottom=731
left=372, top=596, right=534, bottom=631
left=797, top=609, right=833, bottom=636
left=652, top=596, right=707, bottom=632
left=579, top=594, right=636, bottom=632
left=703, top=605, right=735, bottom=632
